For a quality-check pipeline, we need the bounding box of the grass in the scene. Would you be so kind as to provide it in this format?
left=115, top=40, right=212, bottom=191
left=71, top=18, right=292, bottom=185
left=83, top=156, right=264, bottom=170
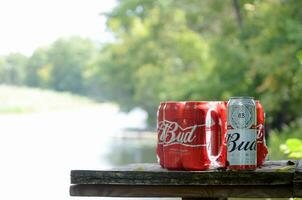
left=0, top=84, right=98, bottom=114
left=268, top=119, right=302, bottom=160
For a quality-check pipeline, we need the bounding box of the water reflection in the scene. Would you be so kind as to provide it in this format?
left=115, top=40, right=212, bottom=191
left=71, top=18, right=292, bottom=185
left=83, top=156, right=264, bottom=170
left=106, top=135, right=157, bottom=165
left=0, top=104, right=178, bottom=200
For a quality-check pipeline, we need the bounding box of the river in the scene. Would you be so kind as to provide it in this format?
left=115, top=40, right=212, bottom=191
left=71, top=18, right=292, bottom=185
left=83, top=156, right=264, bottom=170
left=0, top=104, right=159, bottom=200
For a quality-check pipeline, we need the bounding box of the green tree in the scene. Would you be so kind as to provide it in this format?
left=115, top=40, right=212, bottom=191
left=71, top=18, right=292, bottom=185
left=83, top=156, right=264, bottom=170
left=97, top=0, right=213, bottom=124
left=48, top=37, right=97, bottom=94
left=25, top=48, right=49, bottom=87
left=24, top=37, right=98, bottom=95
left=0, top=56, right=5, bottom=82
left=240, top=0, right=302, bottom=129
left=97, top=0, right=302, bottom=128
left=0, top=53, right=28, bottom=85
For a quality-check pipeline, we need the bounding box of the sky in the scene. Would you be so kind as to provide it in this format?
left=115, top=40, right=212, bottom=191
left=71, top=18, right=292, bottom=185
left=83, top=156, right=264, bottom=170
left=0, top=0, right=116, bottom=56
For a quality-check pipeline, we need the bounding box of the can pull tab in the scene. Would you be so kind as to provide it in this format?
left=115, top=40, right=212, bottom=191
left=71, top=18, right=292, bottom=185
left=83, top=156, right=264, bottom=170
left=205, top=106, right=223, bottom=168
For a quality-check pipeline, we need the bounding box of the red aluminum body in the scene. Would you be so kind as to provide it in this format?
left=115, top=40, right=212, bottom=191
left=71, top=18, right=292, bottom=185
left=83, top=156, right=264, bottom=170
left=156, top=102, right=166, bottom=167
left=162, top=101, right=185, bottom=169
left=256, top=100, right=268, bottom=167
left=156, top=101, right=227, bottom=170
left=181, top=101, right=211, bottom=170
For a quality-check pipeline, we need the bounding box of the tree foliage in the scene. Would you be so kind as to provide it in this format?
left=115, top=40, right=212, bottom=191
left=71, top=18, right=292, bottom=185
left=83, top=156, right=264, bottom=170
left=0, top=37, right=98, bottom=97
left=0, top=53, right=27, bottom=85
left=96, top=0, right=302, bottom=127
left=0, top=0, right=301, bottom=131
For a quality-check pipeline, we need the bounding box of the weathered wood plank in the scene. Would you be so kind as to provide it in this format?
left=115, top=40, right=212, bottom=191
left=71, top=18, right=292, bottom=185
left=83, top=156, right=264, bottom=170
left=71, top=161, right=296, bottom=186
left=114, top=160, right=296, bottom=171
left=71, top=170, right=293, bottom=186
left=263, top=160, right=296, bottom=166
left=294, top=159, right=302, bottom=197
left=182, top=197, right=226, bottom=200
left=69, top=184, right=293, bottom=198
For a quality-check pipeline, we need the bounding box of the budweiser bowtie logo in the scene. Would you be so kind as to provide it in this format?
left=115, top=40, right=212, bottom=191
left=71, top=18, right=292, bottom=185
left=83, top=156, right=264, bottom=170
left=158, top=120, right=207, bottom=146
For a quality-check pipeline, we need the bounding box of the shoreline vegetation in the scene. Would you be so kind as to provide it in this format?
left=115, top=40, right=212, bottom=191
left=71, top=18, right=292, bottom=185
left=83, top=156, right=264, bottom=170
left=0, top=84, right=300, bottom=161
left=0, top=84, right=99, bottom=114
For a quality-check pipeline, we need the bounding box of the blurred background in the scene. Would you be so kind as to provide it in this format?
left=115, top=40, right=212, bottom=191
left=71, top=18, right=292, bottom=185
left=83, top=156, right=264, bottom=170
left=0, top=0, right=302, bottom=199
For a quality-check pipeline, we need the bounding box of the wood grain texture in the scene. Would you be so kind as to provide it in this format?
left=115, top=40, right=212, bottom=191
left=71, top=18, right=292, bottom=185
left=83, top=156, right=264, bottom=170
left=182, top=197, right=226, bottom=200
left=294, top=159, right=302, bottom=197
left=71, top=161, right=297, bottom=186
left=70, top=160, right=299, bottom=198
left=69, top=184, right=293, bottom=198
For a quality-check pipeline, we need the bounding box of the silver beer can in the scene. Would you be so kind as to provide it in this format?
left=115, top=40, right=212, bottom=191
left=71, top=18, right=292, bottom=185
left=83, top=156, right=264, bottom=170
left=227, top=97, right=257, bottom=170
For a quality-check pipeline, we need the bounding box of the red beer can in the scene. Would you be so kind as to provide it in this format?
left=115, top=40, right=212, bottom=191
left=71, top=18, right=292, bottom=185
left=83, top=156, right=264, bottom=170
left=156, top=101, right=229, bottom=170
left=162, top=101, right=185, bottom=170
left=215, top=102, right=227, bottom=168
left=156, top=102, right=166, bottom=167
left=181, top=101, right=226, bottom=170
left=181, top=101, right=210, bottom=170
left=256, top=100, right=268, bottom=167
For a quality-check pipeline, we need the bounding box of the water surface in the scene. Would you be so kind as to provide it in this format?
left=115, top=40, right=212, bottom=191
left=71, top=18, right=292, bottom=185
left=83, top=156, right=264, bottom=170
left=0, top=104, right=159, bottom=200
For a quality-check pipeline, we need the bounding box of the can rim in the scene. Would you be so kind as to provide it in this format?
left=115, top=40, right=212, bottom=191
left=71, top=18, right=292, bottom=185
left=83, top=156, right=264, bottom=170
left=229, top=96, right=254, bottom=99
left=160, top=101, right=184, bottom=103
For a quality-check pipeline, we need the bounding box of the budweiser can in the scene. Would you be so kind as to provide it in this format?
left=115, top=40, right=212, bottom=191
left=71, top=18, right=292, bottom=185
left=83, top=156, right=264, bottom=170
left=256, top=100, right=268, bottom=167
left=156, top=102, right=166, bottom=167
left=215, top=101, right=227, bottom=168
left=227, top=97, right=257, bottom=170
left=162, top=101, right=185, bottom=169
left=181, top=101, right=211, bottom=170
left=157, top=101, right=227, bottom=170
left=181, top=101, right=226, bottom=170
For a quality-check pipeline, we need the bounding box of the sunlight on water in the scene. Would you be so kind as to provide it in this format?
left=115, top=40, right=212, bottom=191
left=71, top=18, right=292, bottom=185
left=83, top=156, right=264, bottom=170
left=0, top=104, right=167, bottom=200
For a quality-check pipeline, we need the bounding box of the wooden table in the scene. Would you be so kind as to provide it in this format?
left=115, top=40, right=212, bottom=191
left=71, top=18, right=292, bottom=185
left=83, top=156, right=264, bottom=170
left=70, top=160, right=302, bottom=199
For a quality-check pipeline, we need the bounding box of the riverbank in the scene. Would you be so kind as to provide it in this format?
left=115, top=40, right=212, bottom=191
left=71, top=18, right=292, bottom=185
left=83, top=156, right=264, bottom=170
left=0, top=84, right=98, bottom=114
